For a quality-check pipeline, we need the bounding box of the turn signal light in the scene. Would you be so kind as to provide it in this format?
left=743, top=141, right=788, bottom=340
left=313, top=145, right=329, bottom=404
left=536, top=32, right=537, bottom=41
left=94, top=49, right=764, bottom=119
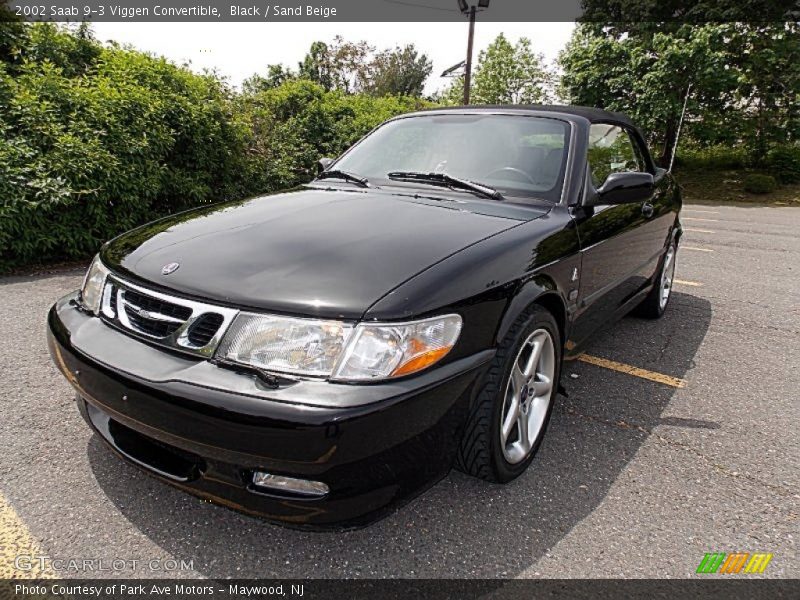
left=391, top=346, right=453, bottom=377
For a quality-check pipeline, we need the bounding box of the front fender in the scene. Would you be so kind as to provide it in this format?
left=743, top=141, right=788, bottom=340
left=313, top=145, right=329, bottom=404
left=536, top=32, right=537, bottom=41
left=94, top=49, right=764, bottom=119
left=494, top=276, right=570, bottom=347
left=364, top=207, right=580, bottom=362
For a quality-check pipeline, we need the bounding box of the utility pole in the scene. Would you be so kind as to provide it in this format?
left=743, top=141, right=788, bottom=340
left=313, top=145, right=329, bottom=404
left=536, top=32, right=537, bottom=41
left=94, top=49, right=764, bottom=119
left=458, top=0, right=489, bottom=105
left=463, top=5, right=476, bottom=105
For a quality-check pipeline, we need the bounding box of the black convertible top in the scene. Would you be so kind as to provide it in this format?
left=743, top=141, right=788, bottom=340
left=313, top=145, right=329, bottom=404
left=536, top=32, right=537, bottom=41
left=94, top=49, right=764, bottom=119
left=427, top=104, right=636, bottom=128
left=511, top=105, right=635, bottom=128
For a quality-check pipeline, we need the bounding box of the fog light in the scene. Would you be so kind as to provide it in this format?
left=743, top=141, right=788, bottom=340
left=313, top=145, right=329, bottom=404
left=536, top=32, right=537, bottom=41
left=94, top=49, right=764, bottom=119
left=252, top=471, right=329, bottom=498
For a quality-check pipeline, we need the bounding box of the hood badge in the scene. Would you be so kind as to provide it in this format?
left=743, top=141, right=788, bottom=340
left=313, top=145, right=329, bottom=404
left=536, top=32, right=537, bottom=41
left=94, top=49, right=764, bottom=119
left=161, top=262, right=180, bottom=275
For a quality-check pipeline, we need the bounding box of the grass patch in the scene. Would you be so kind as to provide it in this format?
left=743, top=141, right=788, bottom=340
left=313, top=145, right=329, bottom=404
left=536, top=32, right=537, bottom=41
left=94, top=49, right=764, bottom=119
left=676, top=169, right=800, bottom=206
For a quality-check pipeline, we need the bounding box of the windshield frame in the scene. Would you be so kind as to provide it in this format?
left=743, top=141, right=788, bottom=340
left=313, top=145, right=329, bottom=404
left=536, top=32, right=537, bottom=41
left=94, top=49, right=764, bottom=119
left=325, top=110, right=576, bottom=206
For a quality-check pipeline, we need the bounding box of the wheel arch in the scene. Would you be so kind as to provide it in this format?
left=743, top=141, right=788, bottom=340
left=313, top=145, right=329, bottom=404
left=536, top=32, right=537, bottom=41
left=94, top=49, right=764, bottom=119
left=495, top=276, right=568, bottom=350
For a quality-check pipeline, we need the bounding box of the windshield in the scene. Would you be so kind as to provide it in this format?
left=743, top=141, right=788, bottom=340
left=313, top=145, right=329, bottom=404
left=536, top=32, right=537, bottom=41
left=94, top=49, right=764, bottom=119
left=333, top=114, right=569, bottom=202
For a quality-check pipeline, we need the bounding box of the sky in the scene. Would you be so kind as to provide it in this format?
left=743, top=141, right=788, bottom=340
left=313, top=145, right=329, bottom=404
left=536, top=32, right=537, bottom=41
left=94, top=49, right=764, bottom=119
left=90, top=22, right=576, bottom=95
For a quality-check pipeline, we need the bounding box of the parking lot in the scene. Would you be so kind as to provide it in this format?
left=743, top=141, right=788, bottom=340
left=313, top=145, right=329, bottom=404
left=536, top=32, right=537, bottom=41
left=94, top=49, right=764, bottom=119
left=1, top=202, right=797, bottom=579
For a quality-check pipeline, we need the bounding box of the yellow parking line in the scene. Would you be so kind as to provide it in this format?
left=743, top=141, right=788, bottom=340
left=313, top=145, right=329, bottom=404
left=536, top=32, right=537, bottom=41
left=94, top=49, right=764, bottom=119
left=684, top=227, right=715, bottom=233
left=0, top=492, right=51, bottom=578
left=682, top=246, right=713, bottom=252
left=578, top=354, right=687, bottom=388
left=675, top=279, right=702, bottom=287
left=684, top=217, right=719, bottom=222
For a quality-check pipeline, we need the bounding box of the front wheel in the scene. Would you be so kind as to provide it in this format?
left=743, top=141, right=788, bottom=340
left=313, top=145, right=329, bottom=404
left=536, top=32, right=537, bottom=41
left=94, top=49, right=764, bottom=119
left=634, top=241, right=677, bottom=319
left=456, top=305, right=561, bottom=483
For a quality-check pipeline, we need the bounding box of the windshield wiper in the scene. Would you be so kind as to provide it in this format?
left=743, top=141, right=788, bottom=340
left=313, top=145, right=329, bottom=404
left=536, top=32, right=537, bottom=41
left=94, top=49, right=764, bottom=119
left=315, top=169, right=370, bottom=188
left=387, top=171, right=504, bottom=201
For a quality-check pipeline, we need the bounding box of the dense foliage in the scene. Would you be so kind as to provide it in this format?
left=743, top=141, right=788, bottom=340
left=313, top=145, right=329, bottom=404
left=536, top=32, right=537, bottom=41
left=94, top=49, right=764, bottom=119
left=1, top=20, right=797, bottom=271
left=440, top=34, right=554, bottom=105
left=0, top=24, right=426, bottom=271
left=247, top=36, right=432, bottom=98
left=559, top=22, right=800, bottom=166
left=767, top=146, right=800, bottom=184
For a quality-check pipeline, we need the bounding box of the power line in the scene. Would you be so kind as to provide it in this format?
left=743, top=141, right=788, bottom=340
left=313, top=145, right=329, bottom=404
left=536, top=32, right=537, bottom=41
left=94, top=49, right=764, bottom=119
left=380, top=0, right=461, bottom=13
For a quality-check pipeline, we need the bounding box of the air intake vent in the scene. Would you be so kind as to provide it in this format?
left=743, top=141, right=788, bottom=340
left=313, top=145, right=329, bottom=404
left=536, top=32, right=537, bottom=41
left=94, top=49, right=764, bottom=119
left=186, top=313, right=224, bottom=347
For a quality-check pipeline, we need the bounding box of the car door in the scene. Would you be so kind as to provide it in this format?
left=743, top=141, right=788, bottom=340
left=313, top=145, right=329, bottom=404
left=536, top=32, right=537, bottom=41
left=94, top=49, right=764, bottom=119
left=570, top=123, right=657, bottom=345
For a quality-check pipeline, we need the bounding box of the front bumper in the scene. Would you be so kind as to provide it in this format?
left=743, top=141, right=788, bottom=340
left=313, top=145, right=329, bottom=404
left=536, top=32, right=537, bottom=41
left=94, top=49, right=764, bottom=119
left=47, top=293, right=492, bottom=528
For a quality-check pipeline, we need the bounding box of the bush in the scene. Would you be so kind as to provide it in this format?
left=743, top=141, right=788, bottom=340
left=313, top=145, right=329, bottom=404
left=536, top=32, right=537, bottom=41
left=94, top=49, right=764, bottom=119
left=235, top=80, right=428, bottom=192
left=674, top=145, right=749, bottom=171
left=0, top=24, right=428, bottom=273
left=0, top=25, right=254, bottom=271
left=743, top=174, right=778, bottom=194
left=767, top=145, right=800, bottom=184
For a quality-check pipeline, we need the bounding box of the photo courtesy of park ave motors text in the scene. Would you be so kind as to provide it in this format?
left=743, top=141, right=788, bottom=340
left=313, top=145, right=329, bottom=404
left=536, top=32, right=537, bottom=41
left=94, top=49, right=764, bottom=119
left=0, top=0, right=798, bottom=592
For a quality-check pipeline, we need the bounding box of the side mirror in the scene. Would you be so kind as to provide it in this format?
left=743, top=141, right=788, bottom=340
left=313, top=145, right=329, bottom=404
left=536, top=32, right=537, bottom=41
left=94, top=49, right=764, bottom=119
left=588, top=172, right=654, bottom=206
left=317, top=157, right=334, bottom=174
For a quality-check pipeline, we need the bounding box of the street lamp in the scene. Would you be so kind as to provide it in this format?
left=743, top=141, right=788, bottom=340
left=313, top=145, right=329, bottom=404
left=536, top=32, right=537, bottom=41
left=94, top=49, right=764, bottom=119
left=440, top=60, right=466, bottom=78
left=458, top=0, right=490, bottom=105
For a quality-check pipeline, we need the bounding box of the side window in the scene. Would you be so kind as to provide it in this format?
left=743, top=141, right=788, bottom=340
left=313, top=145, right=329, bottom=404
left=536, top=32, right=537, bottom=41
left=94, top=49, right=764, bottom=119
left=587, top=124, right=643, bottom=188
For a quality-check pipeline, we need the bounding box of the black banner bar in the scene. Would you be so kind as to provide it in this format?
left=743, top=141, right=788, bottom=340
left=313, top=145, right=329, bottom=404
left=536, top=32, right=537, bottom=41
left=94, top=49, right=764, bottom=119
left=3, top=579, right=800, bottom=600
left=2, top=0, right=799, bottom=23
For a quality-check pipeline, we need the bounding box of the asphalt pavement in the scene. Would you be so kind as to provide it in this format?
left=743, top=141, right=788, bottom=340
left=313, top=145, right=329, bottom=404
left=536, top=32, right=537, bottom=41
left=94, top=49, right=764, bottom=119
left=0, top=202, right=797, bottom=579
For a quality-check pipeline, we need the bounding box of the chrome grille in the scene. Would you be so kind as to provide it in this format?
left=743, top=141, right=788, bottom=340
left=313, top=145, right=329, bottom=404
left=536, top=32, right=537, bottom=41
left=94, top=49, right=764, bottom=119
left=100, top=276, right=239, bottom=357
left=122, top=289, right=192, bottom=338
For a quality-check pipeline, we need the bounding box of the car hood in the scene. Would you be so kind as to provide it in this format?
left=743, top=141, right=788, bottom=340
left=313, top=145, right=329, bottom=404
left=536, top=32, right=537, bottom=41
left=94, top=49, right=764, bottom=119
left=101, top=187, right=548, bottom=319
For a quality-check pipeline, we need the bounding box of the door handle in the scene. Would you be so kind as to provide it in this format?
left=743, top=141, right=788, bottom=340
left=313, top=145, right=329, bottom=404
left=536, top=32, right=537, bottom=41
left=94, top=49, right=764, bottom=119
left=642, top=202, right=654, bottom=218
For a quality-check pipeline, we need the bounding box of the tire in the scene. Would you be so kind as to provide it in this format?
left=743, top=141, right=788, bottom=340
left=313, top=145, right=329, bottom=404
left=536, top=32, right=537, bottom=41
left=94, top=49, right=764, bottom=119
left=455, top=305, right=561, bottom=483
left=634, top=241, right=677, bottom=319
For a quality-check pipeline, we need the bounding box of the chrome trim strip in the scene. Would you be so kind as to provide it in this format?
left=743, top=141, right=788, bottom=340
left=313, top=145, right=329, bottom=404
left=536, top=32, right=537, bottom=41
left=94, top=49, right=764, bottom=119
left=102, top=275, right=239, bottom=358
left=122, top=297, right=186, bottom=324
left=100, top=283, right=116, bottom=319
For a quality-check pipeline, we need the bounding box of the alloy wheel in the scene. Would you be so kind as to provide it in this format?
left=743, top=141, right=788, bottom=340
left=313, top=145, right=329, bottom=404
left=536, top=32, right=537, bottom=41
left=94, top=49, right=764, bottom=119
left=660, top=246, right=676, bottom=310
left=499, top=328, right=555, bottom=464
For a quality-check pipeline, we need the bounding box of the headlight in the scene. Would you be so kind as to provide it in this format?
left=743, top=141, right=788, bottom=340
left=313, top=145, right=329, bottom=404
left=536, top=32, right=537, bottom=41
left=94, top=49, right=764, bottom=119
left=217, top=313, right=462, bottom=381
left=332, top=315, right=462, bottom=381
left=217, top=314, right=353, bottom=377
left=80, top=255, right=109, bottom=315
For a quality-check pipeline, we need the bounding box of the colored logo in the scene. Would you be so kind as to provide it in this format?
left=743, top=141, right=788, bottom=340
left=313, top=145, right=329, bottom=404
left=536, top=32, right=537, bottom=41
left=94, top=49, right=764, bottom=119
left=696, top=552, right=773, bottom=574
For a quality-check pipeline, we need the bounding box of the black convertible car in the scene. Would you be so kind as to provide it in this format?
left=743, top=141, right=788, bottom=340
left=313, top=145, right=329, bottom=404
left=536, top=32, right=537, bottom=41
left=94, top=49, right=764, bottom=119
left=48, top=106, right=681, bottom=528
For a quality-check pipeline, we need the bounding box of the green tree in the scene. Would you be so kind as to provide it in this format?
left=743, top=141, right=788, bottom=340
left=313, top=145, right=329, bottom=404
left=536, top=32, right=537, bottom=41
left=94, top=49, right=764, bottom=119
left=726, top=22, right=800, bottom=161
left=559, top=23, right=736, bottom=165
left=326, top=36, right=373, bottom=93
left=579, top=0, right=796, bottom=22
left=298, top=41, right=333, bottom=90
left=441, top=34, right=552, bottom=106
left=559, top=22, right=800, bottom=165
left=297, top=38, right=431, bottom=97
left=473, top=35, right=552, bottom=104
left=243, top=64, right=296, bottom=93
left=366, top=44, right=432, bottom=97
left=298, top=37, right=373, bottom=94
left=0, top=5, right=28, bottom=68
